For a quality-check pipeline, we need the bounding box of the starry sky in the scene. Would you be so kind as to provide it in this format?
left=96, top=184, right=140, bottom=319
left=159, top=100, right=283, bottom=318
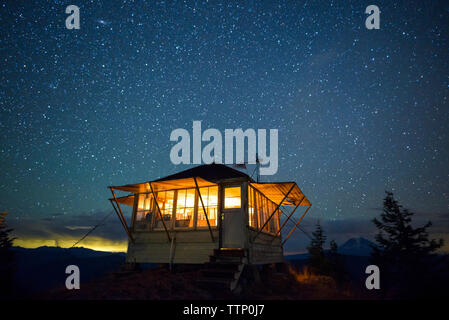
left=1, top=0, right=448, bottom=252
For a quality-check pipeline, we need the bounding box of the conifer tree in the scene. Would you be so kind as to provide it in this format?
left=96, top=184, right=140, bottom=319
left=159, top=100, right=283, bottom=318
left=371, top=192, right=443, bottom=294
left=307, top=221, right=329, bottom=274
left=0, top=212, right=16, bottom=299
left=328, top=240, right=347, bottom=283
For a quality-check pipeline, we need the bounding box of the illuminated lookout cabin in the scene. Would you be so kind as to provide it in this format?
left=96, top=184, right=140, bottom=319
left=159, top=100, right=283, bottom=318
left=108, top=164, right=311, bottom=267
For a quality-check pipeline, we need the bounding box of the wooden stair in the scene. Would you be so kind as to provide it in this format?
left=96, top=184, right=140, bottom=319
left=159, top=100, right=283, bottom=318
left=197, top=249, right=247, bottom=292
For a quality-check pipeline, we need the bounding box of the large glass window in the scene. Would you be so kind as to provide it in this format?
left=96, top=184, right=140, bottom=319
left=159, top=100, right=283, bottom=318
left=135, top=193, right=154, bottom=229
left=135, top=194, right=146, bottom=222
left=268, top=201, right=276, bottom=233
left=224, top=186, right=241, bottom=209
left=274, top=206, right=280, bottom=234
left=251, top=187, right=280, bottom=234
left=262, top=197, right=270, bottom=232
left=248, top=187, right=257, bottom=228
left=255, top=191, right=265, bottom=231
left=153, top=190, right=175, bottom=229
left=175, top=188, right=196, bottom=228
left=197, top=186, right=218, bottom=227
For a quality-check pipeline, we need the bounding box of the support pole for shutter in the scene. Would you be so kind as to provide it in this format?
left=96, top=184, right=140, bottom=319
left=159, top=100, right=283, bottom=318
left=271, top=206, right=300, bottom=244
left=271, top=195, right=305, bottom=241
left=109, top=199, right=127, bottom=235
left=109, top=187, right=134, bottom=243
left=149, top=182, right=171, bottom=242
left=282, top=205, right=311, bottom=245
left=194, top=177, right=215, bottom=242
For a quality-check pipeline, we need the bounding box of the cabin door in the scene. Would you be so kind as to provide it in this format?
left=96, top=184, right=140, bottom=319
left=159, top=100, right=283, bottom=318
left=221, top=186, right=245, bottom=248
left=222, top=209, right=245, bottom=248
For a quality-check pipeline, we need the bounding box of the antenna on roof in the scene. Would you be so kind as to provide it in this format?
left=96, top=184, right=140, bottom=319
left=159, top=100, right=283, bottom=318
left=256, top=154, right=263, bottom=182
left=233, top=154, right=264, bottom=182
left=247, top=154, right=263, bottom=182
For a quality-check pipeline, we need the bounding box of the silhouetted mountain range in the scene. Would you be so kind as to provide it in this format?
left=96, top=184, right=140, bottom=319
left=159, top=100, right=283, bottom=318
left=285, top=237, right=376, bottom=260
left=10, top=237, right=376, bottom=297
left=11, top=246, right=125, bottom=297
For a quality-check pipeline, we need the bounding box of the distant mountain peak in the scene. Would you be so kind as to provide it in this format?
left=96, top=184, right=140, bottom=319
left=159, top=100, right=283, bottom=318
left=338, top=237, right=376, bottom=257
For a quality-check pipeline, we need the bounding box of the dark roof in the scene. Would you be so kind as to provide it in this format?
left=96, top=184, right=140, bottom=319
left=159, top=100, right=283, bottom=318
left=154, top=164, right=253, bottom=183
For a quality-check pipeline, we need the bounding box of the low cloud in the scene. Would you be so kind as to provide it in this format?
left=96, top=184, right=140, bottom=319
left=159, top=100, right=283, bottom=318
left=6, top=208, right=448, bottom=254
left=65, top=226, right=95, bottom=230
left=7, top=210, right=129, bottom=252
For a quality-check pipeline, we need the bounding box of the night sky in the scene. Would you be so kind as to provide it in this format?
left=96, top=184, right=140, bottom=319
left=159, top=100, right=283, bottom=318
left=1, top=1, right=448, bottom=252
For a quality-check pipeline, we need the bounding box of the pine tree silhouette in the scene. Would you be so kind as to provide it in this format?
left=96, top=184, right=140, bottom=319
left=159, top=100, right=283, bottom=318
left=328, top=240, right=347, bottom=284
left=329, top=240, right=338, bottom=254
left=0, top=212, right=16, bottom=299
left=307, top=220, right=330, bottom=274
left=371, top=191, right=444, bottom=297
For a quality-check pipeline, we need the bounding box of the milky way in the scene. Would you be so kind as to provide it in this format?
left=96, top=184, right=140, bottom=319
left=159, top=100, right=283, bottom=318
left=0, top=1, right=448, bottom=250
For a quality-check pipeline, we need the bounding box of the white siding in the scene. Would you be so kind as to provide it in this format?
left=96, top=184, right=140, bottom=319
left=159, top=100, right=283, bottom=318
left=127, top=230, right=219, bottom=264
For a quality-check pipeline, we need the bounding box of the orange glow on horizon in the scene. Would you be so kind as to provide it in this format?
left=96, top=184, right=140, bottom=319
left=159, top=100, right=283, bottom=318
left=14, top=236, right=128, bottom=253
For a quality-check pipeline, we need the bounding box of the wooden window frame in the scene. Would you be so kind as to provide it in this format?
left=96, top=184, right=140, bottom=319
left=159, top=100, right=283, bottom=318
left=196, top=186, right=219, bottom=230
left=153, top=190, right=175, bottom=231
left=222, top=185, right=242, bottom=211
left=132, top=192, right=156, bottom=231
left=174, top=188, right=197, bottom=230
left=248, top=185, right=258, bottom=229
left=133, top=186, right=220, bottom=232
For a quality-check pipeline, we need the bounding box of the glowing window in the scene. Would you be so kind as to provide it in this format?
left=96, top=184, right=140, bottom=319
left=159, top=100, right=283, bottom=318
left=248, top=187, right=257, bottom=228
left=153, top=191, right=175, bottom=229
left=268, top=201, right=276, bottom=233
left=135, top=193, right=154, bottom=227
left=175, top=188, right=196, bottom=228
left=252, top=188, right=280, bottom=234
left=255, top=191, right=269, bottom=232
left=256, top=191, right=264, bottom=230
left=224, top=186, right=241, bottom=209
left=197, top=186, right=218, bottom=227
left=274, top=206, right=280, bottom=234
left=262, top=196, right=269, bottom=232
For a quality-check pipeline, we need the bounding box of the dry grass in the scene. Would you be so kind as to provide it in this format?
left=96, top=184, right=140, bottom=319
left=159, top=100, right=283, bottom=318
left=40, top=264, right=371, bottom=300
left=289, top=265, right=336, bottom=286
left=243, top=265, right=360, bottom=300
left=42, top=266, right=215, bottom=300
